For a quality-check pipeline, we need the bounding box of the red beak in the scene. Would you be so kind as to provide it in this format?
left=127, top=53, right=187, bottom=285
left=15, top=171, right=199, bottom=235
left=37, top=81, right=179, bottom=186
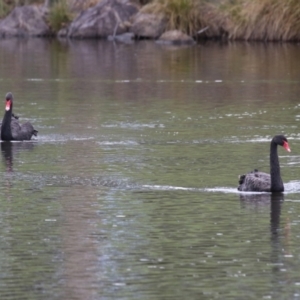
left=283, top=141, right=291, bottom=152
left=5, top=99, right=11, bottom=111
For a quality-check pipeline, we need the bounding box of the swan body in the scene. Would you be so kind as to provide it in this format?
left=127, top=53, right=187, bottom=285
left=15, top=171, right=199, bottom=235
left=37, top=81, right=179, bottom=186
left=238, top=169, right=271, bottom=192
left=0, top=92, right=38, bottom=141
left=238, top=135, right=290, bottom=193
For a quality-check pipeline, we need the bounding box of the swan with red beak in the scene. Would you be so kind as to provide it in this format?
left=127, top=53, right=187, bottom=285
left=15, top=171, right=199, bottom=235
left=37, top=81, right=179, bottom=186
left=238, top=135, right=291, bottom=193
left=1, top=92, right=38, bottom=141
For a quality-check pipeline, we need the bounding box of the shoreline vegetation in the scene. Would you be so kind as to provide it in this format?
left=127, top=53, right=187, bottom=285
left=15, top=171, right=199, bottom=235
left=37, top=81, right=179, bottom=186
left=1, top=0, right=300, bottom=42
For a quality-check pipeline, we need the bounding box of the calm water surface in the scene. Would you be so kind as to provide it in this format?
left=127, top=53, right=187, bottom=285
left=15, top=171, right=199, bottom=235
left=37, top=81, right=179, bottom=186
left=0, top=39, right=300, bottom=299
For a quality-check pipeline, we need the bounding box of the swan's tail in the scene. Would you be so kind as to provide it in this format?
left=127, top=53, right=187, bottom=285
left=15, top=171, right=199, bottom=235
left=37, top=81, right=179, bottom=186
left=238, top=174, right=246, bottom=185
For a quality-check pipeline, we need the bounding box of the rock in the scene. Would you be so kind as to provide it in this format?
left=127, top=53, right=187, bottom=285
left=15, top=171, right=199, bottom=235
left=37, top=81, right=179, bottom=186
left=107, top=32, right=135, bottom=43
left=57, top=27, right=68, bottom=38
left=157, top=30, right=196, bottom=45
left=0, top=5, right=50, bottom=37
left=62, top=0, right=139, bottom=38
left=130, top=13, right=166, bottom=39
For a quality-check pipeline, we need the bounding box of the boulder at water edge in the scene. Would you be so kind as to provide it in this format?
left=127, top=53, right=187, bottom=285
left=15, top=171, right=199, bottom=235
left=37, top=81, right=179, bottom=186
left=157, top=30, right=196, bottom=45
left=60, top=0, right=139, bottom=38
left=0, top=5, right=50, bottom=37
left=130, top=13, right=167, bottom=39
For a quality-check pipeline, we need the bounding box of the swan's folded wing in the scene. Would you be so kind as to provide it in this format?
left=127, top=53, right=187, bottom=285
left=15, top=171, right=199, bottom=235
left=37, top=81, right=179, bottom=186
left=10, top=119, right=22, bottom=138
left=19, top=122, right=37, bottom=140
left=11, top=121, right=37, bottom=140
left=238, top=171, right=271, bottom=192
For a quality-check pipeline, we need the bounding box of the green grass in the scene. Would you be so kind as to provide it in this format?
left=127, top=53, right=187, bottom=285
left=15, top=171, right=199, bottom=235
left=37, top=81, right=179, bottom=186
left=0, top=1, right=10, bottom=18
left=48, top=0, right=72, bottom=33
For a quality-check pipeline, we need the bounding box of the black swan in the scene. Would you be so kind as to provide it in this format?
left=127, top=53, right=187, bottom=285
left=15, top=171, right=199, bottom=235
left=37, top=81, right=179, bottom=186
left=1, top=92, right=38, bottom=141
left=238, top=135, right=291, bottom=193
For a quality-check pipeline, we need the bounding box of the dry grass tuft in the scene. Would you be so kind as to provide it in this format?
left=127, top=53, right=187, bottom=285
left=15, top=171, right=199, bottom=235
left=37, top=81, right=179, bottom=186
left=141, top=0, right=207, bottom=36
left=141, top=0, right=229, bottom=38
left=224, top=0, right=300, bottom=41
left=141, top=0, right=300, bottom=41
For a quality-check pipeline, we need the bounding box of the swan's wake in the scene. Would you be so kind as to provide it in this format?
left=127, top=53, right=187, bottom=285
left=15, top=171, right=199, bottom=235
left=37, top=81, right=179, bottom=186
left=141, top=182, right=300, bottom=194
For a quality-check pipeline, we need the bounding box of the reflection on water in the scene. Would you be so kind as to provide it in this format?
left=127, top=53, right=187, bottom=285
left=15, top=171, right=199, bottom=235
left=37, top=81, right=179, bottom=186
left=239, top=192, right=284, bottom=203
left=270, top=194, right=283, bottom=240
left=1, top=142, right=13, bottom=172
left=1, top=142, right=36, bottom=172
left=0, top=39, right=299, bottom=299
left=240, top=192, right=284, bottom=234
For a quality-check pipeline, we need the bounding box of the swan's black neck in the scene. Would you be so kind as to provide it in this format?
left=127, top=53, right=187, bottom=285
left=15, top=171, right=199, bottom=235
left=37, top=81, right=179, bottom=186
left=270, top=140, right=284, bottom=192
left=1, top=104, right=13, bottom=141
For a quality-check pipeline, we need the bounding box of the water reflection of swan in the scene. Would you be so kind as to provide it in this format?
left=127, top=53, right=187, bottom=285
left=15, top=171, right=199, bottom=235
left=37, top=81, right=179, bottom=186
left=269, top=194, right=286, bottom=288
left=269, top=194, right=283, bottom=236
left=239, top=192, right=283, bottom=204
left=240, top=192, right=286, bottom=286
left=238, top=135, right=291, bottom=192
left=1, top=141, right=36, bottom=172
left=240, top=193, right=284, bottom=236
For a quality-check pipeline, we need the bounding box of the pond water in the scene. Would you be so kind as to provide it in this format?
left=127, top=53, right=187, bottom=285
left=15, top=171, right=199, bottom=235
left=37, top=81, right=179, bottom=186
left=0, top=38, right=300, bottom=299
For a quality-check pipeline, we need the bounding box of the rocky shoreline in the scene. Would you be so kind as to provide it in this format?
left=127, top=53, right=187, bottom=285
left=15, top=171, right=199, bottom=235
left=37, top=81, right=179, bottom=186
left=0, top=0, right=209, bottom=45
left=1, top=0, right=299, bottom=43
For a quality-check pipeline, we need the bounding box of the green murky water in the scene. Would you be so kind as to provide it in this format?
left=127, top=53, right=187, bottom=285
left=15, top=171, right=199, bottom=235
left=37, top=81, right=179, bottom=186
left=0, top=39, right=299, bottom=299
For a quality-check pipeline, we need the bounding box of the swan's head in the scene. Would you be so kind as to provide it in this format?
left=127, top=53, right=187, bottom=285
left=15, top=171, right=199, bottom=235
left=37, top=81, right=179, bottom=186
left=273, top=135, right=291, bottom=152
left=5, top=92, right=13, bottom=112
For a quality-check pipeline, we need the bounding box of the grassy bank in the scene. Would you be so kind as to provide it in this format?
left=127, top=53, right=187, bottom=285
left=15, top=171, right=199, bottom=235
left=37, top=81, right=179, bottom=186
left=141, top=0, right=300, bottom=41
left=1, top=0, right=300, bottom=41
left=224, top=0, right=300, bottom=41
